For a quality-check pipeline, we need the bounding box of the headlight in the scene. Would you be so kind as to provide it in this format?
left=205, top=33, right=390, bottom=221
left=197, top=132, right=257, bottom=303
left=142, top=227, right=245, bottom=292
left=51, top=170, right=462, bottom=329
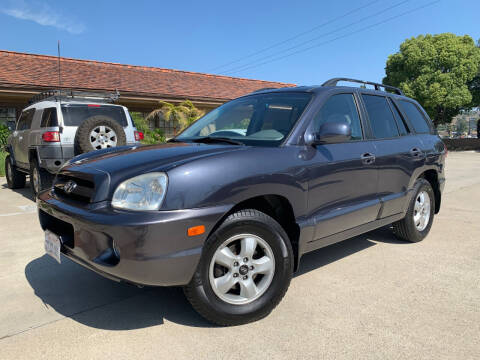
left=111, top=172, right=168, bottom=211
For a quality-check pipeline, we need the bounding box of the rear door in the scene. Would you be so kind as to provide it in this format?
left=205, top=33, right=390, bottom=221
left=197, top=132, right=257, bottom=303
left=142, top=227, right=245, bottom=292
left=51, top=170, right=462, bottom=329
left=360, top=94, right=424, bottom=218
left=306, top=92, right=380, bottom=243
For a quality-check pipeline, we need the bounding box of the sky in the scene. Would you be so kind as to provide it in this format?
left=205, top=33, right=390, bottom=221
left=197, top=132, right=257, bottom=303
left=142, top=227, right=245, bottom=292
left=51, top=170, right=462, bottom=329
left=1, top=0, right=479, bottom=86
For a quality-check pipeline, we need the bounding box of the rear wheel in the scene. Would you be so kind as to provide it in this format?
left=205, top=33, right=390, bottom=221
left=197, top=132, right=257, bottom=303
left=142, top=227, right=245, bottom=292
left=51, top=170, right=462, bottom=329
left=29, top=158, right=52, bottom=196
left=5, top=155, right=26, bottom=189
left=184, top=209, right=293, bottom=326
left=393, top=178, right=435, bottom=243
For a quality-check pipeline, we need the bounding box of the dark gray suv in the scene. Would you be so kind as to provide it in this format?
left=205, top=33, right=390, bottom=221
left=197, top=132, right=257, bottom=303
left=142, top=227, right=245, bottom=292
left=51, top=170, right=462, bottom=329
left=37, top=78, right=446, bottom=325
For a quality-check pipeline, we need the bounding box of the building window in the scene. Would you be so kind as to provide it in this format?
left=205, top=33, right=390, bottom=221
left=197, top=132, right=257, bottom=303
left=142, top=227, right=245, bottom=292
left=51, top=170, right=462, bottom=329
left=0, top=107, right=16, bottom=129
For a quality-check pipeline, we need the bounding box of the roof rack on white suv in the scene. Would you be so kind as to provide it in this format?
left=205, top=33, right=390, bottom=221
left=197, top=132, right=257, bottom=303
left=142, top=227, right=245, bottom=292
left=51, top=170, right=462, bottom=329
left=29, top=89, right=120, bottom=105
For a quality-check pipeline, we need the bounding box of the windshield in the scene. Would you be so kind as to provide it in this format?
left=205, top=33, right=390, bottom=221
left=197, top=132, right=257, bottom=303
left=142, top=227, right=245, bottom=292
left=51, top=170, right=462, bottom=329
left=61, top=104, right=127, bottom=127
left=176, top=92, right=312, bottom=147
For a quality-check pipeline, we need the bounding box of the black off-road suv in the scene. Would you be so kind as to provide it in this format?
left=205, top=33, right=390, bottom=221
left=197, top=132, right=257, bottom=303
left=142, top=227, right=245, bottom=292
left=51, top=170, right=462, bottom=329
left=37, top=78, right=446, bottom=325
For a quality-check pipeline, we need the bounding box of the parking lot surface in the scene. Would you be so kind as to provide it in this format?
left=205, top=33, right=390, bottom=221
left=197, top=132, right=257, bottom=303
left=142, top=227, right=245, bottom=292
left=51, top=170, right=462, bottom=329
left=0, top=152, right=479, bottom=359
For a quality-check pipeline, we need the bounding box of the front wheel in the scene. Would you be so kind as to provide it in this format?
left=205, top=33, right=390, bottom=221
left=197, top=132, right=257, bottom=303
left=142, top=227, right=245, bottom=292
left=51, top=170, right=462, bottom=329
left=393, top=178, right=435, bottom=243
left=5, top=155, right=26, bottom=189
left=184, top=209, right=293, bottom=326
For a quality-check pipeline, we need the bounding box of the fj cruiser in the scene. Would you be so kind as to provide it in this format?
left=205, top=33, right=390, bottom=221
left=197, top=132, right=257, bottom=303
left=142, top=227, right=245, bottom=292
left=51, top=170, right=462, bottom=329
left=37, top=78, right=446, bottom=325
left=5, top=90, right=142, bottom=195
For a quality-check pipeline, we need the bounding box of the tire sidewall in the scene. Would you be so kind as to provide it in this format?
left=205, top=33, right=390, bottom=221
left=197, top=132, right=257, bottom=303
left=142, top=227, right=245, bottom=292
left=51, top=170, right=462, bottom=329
left=407, top=179, right=435, bottom=241
left=5, top=155, right=13, bottom=187
left=192, top=212, right=293, bottom=322
left=75, top=116, right=127, bottom=154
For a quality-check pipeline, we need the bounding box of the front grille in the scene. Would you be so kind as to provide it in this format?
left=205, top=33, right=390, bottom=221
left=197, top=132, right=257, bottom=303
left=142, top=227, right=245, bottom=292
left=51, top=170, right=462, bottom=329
left=54, top=173, right=95, bottom=203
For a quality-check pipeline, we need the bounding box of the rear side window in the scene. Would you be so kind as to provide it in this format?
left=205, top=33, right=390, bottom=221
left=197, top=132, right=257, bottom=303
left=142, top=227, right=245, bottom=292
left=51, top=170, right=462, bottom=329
left=40, top=108, right=58, bottom=127
left=313, top=93, right=363, bottom=140
left=61, top=104, right=127, bottom=127
left=398, top=100, right=431, bottom=134
left=17, top=109, right=34, bottom=130
left=388, top=99, right=409, bottom=136
left=362, top=95, right=399, bottom=139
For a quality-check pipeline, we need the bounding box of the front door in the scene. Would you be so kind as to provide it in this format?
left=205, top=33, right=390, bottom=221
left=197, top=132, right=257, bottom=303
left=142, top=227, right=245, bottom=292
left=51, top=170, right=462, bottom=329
left=306, top=93, right=380, bottom=244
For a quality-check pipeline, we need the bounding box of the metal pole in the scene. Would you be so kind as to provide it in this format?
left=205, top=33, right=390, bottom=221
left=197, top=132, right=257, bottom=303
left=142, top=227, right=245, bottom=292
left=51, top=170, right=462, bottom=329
left=57, top=40, right=62, bottom=88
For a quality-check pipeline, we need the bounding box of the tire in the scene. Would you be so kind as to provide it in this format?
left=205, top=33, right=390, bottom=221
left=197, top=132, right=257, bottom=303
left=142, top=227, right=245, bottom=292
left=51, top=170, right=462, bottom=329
left=30, top=158, right=53, bottom=197
left=393, top=178, right=435, bottom=243
left=5, top=155, right=26, bottom=189
left=184, top=209, right=294, bottom=326
left=75, top=115, right=126, bottom=154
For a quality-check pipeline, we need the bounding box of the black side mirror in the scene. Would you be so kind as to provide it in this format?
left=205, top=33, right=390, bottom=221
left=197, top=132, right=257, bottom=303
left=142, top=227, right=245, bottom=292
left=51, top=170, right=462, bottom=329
left=305, top=122, right=351, bottom=145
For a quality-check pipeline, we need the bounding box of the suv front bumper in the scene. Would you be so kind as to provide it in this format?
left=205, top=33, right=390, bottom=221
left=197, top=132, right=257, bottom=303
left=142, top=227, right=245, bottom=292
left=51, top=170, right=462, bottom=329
left=37, top=190, right=231, bottom=286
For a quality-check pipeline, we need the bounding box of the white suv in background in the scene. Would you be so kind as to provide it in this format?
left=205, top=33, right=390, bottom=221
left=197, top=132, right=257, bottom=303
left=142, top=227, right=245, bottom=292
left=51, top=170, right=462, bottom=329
left=5, top=90, right=143, bottom=195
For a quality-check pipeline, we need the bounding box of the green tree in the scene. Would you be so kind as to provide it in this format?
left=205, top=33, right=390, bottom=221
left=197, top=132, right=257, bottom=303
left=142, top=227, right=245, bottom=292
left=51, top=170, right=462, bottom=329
left=383, top=33, right=480, bottom=126
left=147, top=100, right=204, bottom=134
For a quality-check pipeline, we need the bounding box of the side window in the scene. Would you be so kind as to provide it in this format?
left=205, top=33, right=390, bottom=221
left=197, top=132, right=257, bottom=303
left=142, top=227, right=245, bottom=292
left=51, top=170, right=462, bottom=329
left=388, top=99, right=410, bottom=136
left=398, top=100, right=431, bottom=134
left=40, top=108, right=59, bottom=127
left=362, top=95, right=399, bottom=139
left=313, top=93, right=363, bottom=140
left=18, top=109, right=34, bottom=130
left=16, top=111, right=28, bottom=130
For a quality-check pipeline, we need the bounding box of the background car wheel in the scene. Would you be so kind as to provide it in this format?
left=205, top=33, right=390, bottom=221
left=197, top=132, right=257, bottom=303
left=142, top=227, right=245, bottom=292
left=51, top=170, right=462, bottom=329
left=75, top=116, right=127, bottom=154
left=393, top=178, right=435, bottom=243
left=5, top=155, right=26, bottom=189
left=184, top=209, right=294, bottom=326
left=29, top=158, right=52, bottom=196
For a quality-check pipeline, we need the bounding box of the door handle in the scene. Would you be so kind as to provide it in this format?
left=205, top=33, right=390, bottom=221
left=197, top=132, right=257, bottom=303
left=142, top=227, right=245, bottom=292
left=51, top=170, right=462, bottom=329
left=410, top=147, right=422, bottom=157
left=361, top=152, right=375, bottom=165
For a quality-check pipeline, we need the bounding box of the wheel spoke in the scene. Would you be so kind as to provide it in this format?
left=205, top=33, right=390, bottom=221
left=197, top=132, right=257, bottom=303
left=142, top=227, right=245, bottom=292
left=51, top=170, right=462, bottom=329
left=99, top=126, right=106, bottom=133
left=239, top=277, right=258, bottom=299
left=251, top=256, right=274, bottom=274
left=240, top=237, right=257, bottom=259
left=214, top=273, right=237, bottom=294
left=215, top=247, right=236, bottom=268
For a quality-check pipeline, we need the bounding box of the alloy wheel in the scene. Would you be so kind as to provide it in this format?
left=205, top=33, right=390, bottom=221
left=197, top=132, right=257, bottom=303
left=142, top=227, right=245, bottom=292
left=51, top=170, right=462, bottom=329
left=209, top=234, right=275, bottom=305
left=414, top=190, right=431, bottom=231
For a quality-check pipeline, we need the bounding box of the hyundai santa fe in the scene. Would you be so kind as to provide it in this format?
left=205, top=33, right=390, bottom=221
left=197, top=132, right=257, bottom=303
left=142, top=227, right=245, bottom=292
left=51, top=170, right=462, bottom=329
left=37, top=78, right=446, bottom=325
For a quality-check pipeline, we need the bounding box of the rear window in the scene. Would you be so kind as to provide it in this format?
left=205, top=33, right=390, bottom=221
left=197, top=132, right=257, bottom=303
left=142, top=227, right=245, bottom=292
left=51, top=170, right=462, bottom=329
left=40, top=108, right=58, bottom=127
left=362, top=95, right=399, bottom=139
left=61, top=104, right=127, bottom=127
left=398, top=100, right=431, bottom=134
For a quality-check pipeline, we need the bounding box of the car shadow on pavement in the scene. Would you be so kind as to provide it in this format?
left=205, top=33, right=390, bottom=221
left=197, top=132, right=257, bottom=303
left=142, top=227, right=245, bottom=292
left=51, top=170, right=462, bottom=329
left=25, top=227, right=405, bottom=330
left=25, top=255, right=213, bottom=330
left=1, top=182, right=35, bottom=202
left=295, top=226, right=406, bottom=277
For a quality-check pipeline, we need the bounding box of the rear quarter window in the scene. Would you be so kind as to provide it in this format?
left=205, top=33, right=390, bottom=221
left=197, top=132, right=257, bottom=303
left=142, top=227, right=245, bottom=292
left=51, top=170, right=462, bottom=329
left=40, top=108, right=59, bottom=127
left=398, top=100, right=431, bottom=134
left=61, top=105, right=127, bottom=127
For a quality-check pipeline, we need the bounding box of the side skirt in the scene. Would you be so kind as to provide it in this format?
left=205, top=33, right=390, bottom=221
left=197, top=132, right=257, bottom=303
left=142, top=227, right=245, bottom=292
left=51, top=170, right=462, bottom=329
left=301, top=213, right=405, bottom=254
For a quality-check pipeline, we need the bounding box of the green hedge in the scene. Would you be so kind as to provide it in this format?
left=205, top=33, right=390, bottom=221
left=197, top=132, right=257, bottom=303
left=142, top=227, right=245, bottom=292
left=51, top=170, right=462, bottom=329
left=0, top=151, right=7, bottom=177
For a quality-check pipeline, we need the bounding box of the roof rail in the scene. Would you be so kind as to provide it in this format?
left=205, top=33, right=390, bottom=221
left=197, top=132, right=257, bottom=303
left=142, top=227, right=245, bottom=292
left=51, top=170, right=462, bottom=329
left=250, top=87, right=278, bottom=94
left=321, top=78, right=404, bottom=95
left=28, top=89, right=120, bottom=105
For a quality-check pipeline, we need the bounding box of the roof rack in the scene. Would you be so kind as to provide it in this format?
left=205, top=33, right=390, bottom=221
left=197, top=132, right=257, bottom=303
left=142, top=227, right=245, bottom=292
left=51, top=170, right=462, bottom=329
left=321, top=78, right=404, bottom=95
left=28, top=89, right=120, bottom=105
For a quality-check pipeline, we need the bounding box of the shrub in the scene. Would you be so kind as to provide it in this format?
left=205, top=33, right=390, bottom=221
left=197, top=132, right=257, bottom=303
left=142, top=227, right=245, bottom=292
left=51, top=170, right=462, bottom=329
left=131, top=112, right=166, bottom=144
left=0, top=125, right=10, bottom=147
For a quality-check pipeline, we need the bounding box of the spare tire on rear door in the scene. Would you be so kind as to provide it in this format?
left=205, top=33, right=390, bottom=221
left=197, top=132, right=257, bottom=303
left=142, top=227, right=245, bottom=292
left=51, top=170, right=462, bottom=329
left=75, top=115, right=126, bottom=153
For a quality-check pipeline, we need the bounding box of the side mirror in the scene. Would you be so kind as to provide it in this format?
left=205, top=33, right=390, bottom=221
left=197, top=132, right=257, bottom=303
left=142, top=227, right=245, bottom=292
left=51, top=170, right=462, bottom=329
left=305, top=122, right=351, bottom=145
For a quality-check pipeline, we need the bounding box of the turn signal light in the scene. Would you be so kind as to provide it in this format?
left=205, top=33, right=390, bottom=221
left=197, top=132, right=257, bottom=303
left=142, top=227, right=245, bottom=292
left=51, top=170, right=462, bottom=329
left=188, top=225, right=205, bottom=237
left=42, top=131, right=60, bottom=142
left=134, top=131, right=144, bottom=141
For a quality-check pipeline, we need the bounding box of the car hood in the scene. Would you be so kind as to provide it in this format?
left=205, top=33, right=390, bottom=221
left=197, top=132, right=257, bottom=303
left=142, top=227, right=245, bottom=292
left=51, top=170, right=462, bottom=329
left=62, top=142, right=245, bottom=176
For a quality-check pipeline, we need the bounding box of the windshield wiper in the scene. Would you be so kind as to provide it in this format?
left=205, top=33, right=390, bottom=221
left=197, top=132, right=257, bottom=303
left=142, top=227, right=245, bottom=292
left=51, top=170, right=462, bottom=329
left=191, top=136, right=245, bottom=146
left=167, top=138, right=183, bottom=143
